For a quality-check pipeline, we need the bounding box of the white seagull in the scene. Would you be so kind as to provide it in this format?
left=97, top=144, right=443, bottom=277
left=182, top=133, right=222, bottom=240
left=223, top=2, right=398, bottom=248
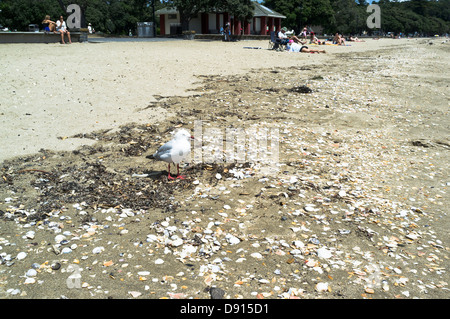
left=147, top=129, right=193, bottom=180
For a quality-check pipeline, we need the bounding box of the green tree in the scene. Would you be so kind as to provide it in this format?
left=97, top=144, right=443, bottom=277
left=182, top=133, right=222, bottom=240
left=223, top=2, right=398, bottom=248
left=0, top=0, right=63, bottom=31
left=263, top=0, right=302, bottom=31
left=300, top=0, right=334, bottom=27
left=330, top=0, right=366, bottom=34
left=264, top=0, right=333, bottom=32
left=162, top=0, right=210, bottom=31
left=216, top=0, right=254, bottom=21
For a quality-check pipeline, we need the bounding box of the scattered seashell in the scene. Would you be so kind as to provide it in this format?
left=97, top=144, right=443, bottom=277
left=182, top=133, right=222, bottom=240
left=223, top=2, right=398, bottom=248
left=129, top=291, right=142, bottom=298
left=25, top=231, right=35, bottom=239
left=26, top=269, right=37, bottom=277
left=61, top=247, right=72, bottom=254
left=16, top=252, right=27, bottom=260
left=365, top=287, right=375, bottom=294
left=225, top=234, right=240, bottom=245
left=250, top=253, right=263, bottom=259
left=317, top=247, right=332, bottom=259
left=315, top=282, right=329, bottom=292
left=92, top=247, right=105, bottom=254
left=55, top=235, right=66, bottom=243
left=138, top=271, right=150, bottom=276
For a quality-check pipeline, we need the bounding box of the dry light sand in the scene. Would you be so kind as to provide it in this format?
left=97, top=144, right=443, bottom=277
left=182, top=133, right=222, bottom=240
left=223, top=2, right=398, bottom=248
left=0, top=37, right=410, bottom=163
left=0, top=36, right=449, bottom=300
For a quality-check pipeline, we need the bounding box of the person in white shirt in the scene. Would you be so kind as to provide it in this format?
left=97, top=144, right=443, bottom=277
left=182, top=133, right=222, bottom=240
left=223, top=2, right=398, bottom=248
left=287, top=41, right=326, bottom=53
left=56, top=16, right=72, bottom=44
left=278, top=27, right=302, bottom=45
left=88, top=23, right=95, bottom=34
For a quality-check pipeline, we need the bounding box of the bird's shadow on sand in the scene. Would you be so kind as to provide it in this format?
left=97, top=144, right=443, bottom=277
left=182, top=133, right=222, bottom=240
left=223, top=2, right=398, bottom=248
left=142, top=170, right=169, bottom=180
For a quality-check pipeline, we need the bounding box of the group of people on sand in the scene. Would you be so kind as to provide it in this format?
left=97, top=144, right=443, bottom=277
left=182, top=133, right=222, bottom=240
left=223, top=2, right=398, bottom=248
left=333, top=33, right=365, bottom=45
left=276, top=25, right=367, bottom=53
left=277, top=27, right=326, bottom=54
left=42, top=15, right=72, bottom=44
left=333, top=33, right=346, bottom=45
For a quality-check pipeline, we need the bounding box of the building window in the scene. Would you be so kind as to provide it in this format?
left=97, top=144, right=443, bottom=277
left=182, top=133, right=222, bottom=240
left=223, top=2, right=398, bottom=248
left=168, top=14, right=177, bottom=20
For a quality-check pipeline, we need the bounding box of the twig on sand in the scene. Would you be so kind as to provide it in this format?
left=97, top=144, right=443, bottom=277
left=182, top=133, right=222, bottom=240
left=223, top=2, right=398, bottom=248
left=16, top=169, right=53, bottom=175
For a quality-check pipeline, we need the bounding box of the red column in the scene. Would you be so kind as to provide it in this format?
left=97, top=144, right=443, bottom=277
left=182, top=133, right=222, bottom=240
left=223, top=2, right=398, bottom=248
left=260, top=17, right=267, bottom=35
left=160, top=14, right=165, bottom=35
left=244, top=20, right=250, bottom=35
left=234, top=19, right=241, bottom=35
left=276, top=18, right=281, bottom=32
left=268, top=17, right=274, bottom=34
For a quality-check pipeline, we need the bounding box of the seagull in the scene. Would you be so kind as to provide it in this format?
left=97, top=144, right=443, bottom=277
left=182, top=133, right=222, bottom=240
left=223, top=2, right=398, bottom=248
left=147, top=129, right=193, bottom=180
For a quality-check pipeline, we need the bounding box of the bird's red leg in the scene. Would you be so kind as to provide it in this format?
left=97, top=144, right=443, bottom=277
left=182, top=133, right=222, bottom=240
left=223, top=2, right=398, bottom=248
left=176, top=164, right=185, bottom=179
left=168, top=163, right=175, bottom=180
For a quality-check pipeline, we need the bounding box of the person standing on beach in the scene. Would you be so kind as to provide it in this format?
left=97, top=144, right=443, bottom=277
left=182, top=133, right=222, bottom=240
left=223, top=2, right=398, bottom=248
left=56, top=16, right=72, bottom=44
left=88, top=23, right=95, bottom=34
left=300, top=26, right=308, bottom=40
left=223, top=23, right=230, bottom=41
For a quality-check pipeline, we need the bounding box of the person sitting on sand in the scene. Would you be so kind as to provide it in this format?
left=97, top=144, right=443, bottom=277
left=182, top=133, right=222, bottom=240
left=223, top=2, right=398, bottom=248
left=42, top=15, right=57, bottom=33
left=333, top=33, right=345, bottom=45
left=56, top=16, right=72, bottom=44
left=287, top=41, right=326, bottom=53
left=310, top=32, right=319, bottom=44
left=278, top=27, right=302, bottom=45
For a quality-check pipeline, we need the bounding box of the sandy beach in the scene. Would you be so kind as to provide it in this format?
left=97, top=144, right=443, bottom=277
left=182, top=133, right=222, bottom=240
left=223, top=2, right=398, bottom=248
left=0, top=37, right=449, bottom=300
left=1, top=37, right=407, bottom=163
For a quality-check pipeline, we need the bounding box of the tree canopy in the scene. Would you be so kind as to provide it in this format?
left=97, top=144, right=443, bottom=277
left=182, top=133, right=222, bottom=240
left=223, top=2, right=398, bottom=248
left=263, top=0, right=449, bottom=35
left=0, top=0, right=158, bottom=35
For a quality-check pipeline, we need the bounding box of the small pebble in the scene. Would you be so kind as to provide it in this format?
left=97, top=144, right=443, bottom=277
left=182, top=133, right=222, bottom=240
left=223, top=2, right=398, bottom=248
left=51, top=262, right=61, bottom=270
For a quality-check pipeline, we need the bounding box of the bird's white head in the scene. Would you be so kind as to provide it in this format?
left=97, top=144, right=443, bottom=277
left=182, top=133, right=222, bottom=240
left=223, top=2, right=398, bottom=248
left=173, top=128, right=193, bottom=140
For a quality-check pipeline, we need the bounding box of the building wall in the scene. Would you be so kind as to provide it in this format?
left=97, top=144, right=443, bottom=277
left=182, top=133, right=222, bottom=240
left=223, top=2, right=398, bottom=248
left=160, top=13, right=283, bottom=35
left=190, top=15, right=202, bottom=34
left=253, top=17, right=261, bottom=34
left=165, top=13, right=180, bottom=35
left=208, top=13, right=217, bottom=33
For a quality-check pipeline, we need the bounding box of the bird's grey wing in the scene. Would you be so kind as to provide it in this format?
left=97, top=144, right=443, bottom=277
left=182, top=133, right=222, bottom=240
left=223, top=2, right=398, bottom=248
left=153, top=140, right=174, bottom=160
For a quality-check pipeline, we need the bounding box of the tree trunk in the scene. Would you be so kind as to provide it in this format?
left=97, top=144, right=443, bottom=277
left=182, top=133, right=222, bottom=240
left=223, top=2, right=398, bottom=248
left=57, top=0, right=66, bottom=12
left=180, top=13, right=190, bottom=31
